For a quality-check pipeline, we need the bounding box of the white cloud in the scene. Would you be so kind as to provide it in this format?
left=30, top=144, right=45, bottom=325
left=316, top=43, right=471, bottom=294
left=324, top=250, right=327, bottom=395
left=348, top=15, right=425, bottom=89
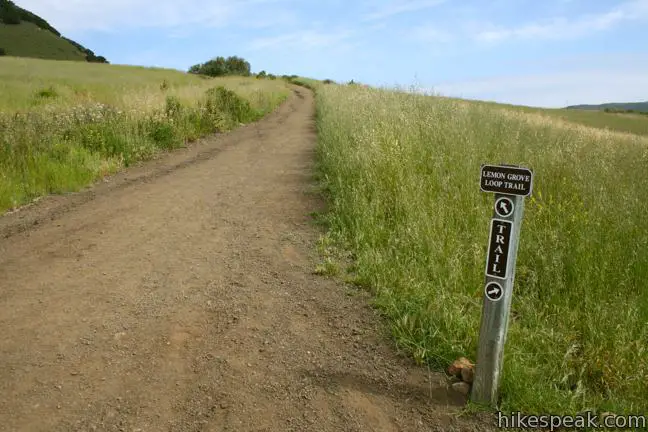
left=362, top=0, right=446, bottom=22
left=17, top=0, right=288, bottom=33
left=248, top=28, right=355, bottom=50
left=433, top=70, right=648, bottom=108
left=473, top=0, right=648, bottom=42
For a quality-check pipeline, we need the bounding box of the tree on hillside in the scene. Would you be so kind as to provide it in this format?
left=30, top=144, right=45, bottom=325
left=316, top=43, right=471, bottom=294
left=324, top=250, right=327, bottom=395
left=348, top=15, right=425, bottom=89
left=61, top=37, right=109, bottom=63
left=0, top=0, right=21, bottom=24
left=0, top=0, right=62, bottom=32
left=188, top=56, right=251, bottom=77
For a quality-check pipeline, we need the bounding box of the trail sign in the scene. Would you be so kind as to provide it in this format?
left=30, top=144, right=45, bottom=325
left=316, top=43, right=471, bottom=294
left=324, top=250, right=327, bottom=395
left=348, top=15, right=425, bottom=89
left=484, top=282, right=503, bottom=302
left=485, top=219, right=512, bottom=279
left=472, top=164, right=532, bottom=407
left=480, top=164, right=533, bottom=196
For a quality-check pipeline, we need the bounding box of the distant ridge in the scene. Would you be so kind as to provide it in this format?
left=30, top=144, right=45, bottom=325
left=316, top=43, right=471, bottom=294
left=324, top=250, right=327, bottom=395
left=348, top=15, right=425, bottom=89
left=0, top=0, right=108, bottom=62
left=566, top=101, right=648, bottom=113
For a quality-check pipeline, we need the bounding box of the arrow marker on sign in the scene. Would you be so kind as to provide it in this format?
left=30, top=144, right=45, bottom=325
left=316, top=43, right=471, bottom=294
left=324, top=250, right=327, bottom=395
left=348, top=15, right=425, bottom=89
left=494, top=196, right=514, bottom=218
left=484, top=282, right=503, bottom=301
left=499, top=201, right=509, bottom=214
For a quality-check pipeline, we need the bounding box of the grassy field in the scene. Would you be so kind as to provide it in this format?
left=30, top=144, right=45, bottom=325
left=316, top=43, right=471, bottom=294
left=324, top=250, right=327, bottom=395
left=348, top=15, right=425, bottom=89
left=0, top=57, right=290, bottom=213
left=0, top=22, right=86, bottom=61
left=408, top=93, right=648, bottom=137
left=313, top=83, right=648, bottom=416
left=503, top=103, right=648, bottom=137
left=543, top=109, right=648, bottom=137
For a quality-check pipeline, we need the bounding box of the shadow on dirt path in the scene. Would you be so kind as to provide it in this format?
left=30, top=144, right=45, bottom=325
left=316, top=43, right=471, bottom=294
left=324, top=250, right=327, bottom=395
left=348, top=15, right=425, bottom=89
left=0, top=87, right=494, bottom=431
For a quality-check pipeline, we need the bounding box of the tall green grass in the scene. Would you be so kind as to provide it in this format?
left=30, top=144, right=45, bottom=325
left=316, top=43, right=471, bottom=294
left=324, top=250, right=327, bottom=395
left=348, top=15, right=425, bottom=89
left=314, top=84, right=648, bottom=415
left=0, top=57, right=289, bottom=214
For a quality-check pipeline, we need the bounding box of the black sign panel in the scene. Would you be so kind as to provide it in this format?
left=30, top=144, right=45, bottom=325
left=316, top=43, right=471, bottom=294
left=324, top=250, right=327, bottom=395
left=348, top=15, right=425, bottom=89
left=480, top=165, right=533, bottom=196
left=484, top=282, right=504, bottom=301
left=486, top=219, right=512, bottom=279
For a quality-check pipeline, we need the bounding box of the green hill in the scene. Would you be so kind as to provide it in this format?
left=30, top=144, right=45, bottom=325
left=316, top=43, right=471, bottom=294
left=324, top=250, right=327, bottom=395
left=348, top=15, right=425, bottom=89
left=0, top=0, right=107, bottom=62
left=566, top=101, right=648, bottom=113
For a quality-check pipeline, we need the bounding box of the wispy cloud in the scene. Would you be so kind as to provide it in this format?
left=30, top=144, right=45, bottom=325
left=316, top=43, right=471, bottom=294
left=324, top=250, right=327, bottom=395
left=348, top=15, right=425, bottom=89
left=18, top=0, right=290, bottom=33
left=473, top=0, right=648, bottom=42
left=362, top=0, right=446, bottom=22
left=248, top=28, right=355, bottom=50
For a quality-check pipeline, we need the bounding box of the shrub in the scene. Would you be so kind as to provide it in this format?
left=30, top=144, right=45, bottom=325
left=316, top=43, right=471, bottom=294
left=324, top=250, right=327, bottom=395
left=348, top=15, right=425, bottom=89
left=257, top=70, right=267, bottom=79
left=188, top=56, right=251, bottom=77
left=35, top=86, right=58, bottom=99
left=0, top=48, right=6, bottom=56
left=204, top=86, right=256, bottom=125
left=165, top=95, right=182, bottom=118
left=148, top=120, right=177, bottom=150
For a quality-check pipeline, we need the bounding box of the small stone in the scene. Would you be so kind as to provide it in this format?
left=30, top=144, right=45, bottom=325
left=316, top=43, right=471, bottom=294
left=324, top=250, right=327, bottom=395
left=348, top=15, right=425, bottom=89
left=220, top=402, right=229, bottom=409
left=451, top=381, right=471, bottom=395
left=448, top=375, right=462, bottom=384
left=447, top=357, right=474, bottom=377
left=461, top=365, right=475, bottom=384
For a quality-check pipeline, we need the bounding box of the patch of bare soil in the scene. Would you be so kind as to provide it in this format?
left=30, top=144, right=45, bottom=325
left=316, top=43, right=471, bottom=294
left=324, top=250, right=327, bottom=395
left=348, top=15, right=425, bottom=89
left=0, top=87, right=495, bottom=431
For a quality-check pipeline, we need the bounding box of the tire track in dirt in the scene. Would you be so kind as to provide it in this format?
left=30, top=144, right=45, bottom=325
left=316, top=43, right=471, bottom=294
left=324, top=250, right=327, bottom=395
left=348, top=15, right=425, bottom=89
left=0, top=87, right=494, bottom=431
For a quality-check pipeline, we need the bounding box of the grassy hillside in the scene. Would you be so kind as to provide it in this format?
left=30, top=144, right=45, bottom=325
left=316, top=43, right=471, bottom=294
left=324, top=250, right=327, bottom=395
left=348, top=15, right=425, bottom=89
left=567, top=101, right=648, bottom=113
left=543, top=108, right=648, bottom=136
left=0, top=22, right=86, bottom=61
left=508, top=104, right=648, bottom=137
left=1, top=57, right=225, bottom=112
left=312, top=83, right=648, bottom=416
left=435, top=97, right=648, bottom=137
left=0, top=0, right=106, bottom=62
left=0, top=57, right=290, bottom=213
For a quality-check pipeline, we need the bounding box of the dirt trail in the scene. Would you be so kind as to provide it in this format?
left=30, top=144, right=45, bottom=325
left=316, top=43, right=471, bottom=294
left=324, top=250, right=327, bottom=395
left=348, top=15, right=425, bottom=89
left=0, top=87, right=493, bottom=431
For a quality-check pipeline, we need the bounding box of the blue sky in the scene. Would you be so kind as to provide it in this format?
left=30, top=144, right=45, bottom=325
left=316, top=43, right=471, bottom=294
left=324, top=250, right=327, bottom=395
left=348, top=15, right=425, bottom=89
left=18, top=0, right=648, bottom=107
